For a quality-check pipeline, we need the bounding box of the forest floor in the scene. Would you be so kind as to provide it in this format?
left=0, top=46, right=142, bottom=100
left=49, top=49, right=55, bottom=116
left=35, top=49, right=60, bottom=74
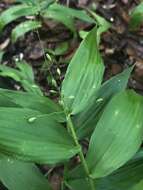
left=0, top=0, right=143, bottom=189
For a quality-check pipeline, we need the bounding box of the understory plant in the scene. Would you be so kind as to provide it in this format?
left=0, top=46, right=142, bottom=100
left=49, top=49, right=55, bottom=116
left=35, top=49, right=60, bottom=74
left=129, top=2, right=143, bottom=30
left=0, top=26, right=143, bottom=190
left=0, top=0, right=96, bottom=42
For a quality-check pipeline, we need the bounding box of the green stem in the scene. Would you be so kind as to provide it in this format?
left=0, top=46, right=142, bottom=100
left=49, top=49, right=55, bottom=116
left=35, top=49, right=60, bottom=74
left=66, top=114, right=95, bottom=190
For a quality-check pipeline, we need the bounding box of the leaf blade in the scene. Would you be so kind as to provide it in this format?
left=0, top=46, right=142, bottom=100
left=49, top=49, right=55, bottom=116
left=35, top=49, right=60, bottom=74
left=74, top=66, right=133, bottom=139
left=0, top=108, right=78, bottom=164
left=0, top=88, right=61, bottom=114
left=129, top=2, right=143, bottom=30
left=11, top=20, right=41, bottom=42
left=0, top=155, right=52, bottom=190
left=86, top=90, right=143, bottom=178
left=67, top=150, right=143, bottom=190
left=44, top=3, right=95, bottom=32
left=61, top=27, right=105, bottom=114
left=0, top=5, right=38, bottom=32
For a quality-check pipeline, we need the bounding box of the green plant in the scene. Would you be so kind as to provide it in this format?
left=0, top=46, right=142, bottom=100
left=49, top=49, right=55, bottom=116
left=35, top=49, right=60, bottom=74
left=0, top=60, right=42, bottom=95
left=0, top=0, right=96, bottom=42
left=129, top=2, right=143, bottom=30
left=0, top=26, right=143, bottom=190
left=0, top=51, right=4, bottom=63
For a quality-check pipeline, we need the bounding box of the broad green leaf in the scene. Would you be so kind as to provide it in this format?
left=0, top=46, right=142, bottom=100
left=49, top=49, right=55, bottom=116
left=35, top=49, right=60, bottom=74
left=67, top=150, right=143, bottom=190
left=86, top=90, right=143, bottom=178
left=46, top=111, right=66, bottom=123
left=0, top=154, right=52, bottom=190
left=0, top=85, right=65, bottom=122
left=0, top=88, right=62, bottom=114
left=0, top=108, right=79, bottom=164
left=65, top=178, right=91, bottom=190
left=95, top=149, right=143, bottom=190
left=61, top=27, right=105, bottom=114
left=129, top=2, right=143, bottom=30
left=11, top=20, right=42, bottom=42
left=74, top=66, right=133, bottom=139
left=44, top=3, right=95, bottom=32
left=102, top=149, right=143, bottom=190
left=0, top=5, right=38, bottom=32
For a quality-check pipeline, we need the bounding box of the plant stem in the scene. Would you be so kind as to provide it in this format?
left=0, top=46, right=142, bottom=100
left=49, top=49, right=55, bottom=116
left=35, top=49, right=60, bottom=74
left=66, top=114, right=95, bottom=190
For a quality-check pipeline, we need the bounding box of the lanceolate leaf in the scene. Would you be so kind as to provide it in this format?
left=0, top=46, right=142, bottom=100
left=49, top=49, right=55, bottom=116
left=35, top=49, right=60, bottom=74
left=0, top=108, right=78, bottom=164
left=44, top=3, right=95, bottom=32
left=86, top=90, right=143, bottom=178
left=0, top=88, right=61, bottom=114
left=101, top=149, right=143, bottom=190
left=0, top=5, right=38, bottom=32
left=48, top=3, right=95, bottom=23
left=11, top=20, right=42, bottom=42
left=74, top=66, right=133, bottom=139
left=61, top=27, right=105, bottom=114
left=66, top=150, right=143, bottom=190
left=0, top=155, right=52, bottom=190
